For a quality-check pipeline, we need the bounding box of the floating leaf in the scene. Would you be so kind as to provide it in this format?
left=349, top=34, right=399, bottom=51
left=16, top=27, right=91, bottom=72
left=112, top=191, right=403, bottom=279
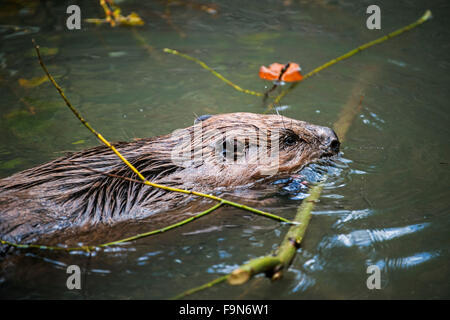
left=18, top=75, right=49, bottom=88
left=71, top=140, right=85, bottom=145
left=259, top=62, right=303, bottom=82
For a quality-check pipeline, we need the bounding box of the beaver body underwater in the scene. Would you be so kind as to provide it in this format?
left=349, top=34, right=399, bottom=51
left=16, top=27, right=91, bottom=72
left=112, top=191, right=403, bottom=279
left=0, top=112, right=339, bottom=244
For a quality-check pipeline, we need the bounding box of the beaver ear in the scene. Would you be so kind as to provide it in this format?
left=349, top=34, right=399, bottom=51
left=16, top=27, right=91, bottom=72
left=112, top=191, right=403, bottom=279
left=194, top=114, right=213, bottom=124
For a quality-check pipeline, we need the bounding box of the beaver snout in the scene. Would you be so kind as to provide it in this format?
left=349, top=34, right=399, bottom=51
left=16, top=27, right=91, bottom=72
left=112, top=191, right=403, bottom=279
left=315, top=126, right=340, bottom=156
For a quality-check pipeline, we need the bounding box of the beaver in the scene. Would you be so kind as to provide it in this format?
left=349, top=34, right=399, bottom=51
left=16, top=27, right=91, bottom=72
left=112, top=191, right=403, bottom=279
left=0, top=112, right=339, bottom=245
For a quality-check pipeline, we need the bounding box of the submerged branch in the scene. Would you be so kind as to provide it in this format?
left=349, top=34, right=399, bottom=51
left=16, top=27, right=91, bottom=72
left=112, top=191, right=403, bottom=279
left=229, top=183, right=322, bottom=285
left=174, top=183, right=322, bottom=298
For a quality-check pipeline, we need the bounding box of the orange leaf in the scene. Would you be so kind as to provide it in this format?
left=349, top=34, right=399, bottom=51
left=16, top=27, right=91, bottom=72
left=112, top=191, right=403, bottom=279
left=259, top=62, right=303, bottom=82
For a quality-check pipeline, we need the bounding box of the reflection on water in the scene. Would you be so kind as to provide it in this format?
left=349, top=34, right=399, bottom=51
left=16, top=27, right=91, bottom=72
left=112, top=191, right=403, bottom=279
left=0, top=0, right=449, bottom=299
left=319, top=223, right=430, bottom=249
left=207, top=263, right=240, bottom=275
left=373, top=251, right=440, bottom=271
left=289, top=268, right=316, bottom=293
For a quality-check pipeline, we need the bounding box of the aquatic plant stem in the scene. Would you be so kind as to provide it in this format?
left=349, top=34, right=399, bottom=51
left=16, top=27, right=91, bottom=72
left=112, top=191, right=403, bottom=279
left=266, top=10, right=432, bottom=111
left=163, top=48, right=264, bottom=97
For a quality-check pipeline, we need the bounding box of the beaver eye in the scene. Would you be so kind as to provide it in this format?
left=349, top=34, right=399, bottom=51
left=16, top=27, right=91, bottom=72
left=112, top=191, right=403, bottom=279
left=283, top=134, right=299, bottom=146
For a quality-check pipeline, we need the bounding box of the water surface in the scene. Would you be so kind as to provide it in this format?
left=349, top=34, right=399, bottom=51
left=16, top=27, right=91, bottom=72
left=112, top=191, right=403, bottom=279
left=0, top=0, right=449, bottom=299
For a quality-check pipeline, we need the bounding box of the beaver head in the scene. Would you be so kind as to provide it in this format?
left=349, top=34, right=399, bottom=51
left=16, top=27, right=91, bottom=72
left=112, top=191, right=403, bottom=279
left=168, top=112, right=340, bottom=186
left=0, top=112, right=339, bottom=242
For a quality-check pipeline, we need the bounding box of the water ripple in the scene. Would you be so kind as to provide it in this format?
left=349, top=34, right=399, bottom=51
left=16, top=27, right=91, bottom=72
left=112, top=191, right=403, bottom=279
left=333, top=208, right=375, bottom=228
left=371, top=251, right=440, bottom=271
left=274, top=156, right=353, bottom=200
left=289, top=268, right=316, bottom=293
left=319, top=223, right=430, bottom=250
left=207, top=263, right=240, bottom=274
left=136, top=251, right=163, bottom=265
left=25, top=253, right=67, bottom=268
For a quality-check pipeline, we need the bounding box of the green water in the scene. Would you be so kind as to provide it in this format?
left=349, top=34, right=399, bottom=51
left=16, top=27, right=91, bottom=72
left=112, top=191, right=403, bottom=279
left=0, top=0, right=449, bottom=299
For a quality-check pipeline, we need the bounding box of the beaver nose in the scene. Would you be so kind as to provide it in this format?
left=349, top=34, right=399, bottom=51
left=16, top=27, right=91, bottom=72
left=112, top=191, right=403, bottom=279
left=317, top=126, right=340, bottom=155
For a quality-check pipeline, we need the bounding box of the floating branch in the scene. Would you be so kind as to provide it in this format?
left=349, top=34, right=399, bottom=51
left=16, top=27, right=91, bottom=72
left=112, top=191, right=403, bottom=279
left=173, top=184, right=321, bottom=299
left=228, top=183, right=323, bottom=285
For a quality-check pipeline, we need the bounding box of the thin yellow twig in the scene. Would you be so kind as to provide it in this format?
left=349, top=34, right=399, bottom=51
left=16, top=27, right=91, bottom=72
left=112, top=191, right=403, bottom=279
left=164, top=48, right=264, bottom=97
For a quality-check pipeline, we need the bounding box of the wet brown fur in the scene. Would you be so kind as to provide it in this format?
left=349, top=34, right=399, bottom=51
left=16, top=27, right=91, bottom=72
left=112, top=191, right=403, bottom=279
left=0, top=112, right=339, bottom=244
